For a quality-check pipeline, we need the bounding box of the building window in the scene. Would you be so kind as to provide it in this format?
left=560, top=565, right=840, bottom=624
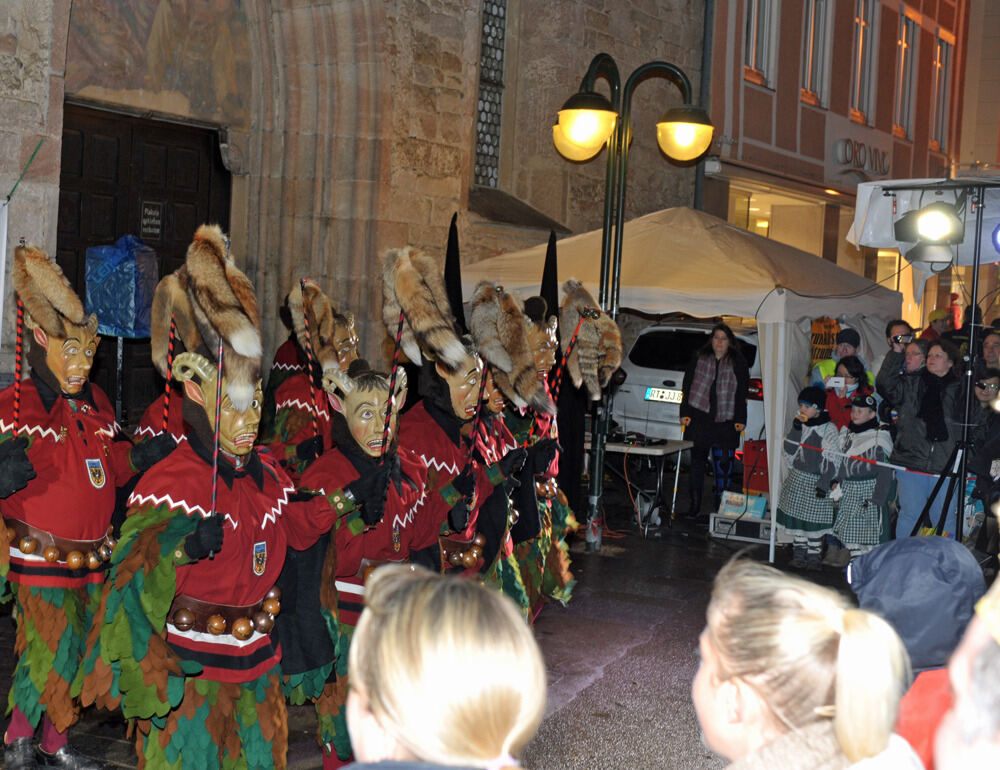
left=850, top=0, right=877, bottom=124
left=744, top=0, right=774, bottom=86
left=474, top=1, right=507, bottom=188
left=893, top=11, right=918, bottom=138
left=801, top=0, right=830, bottom=106
left=930, top=35, right=953, bottom=152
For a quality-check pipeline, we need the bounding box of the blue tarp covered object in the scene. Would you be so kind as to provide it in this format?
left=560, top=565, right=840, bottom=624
left=85, top=235, right=159, bottom=338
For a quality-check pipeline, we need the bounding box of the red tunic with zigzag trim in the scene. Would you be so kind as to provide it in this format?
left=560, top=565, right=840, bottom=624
left=398, top=401, right=496, bottom=545
left=263, top=372, right=333, bottom=463
left=1, top=378, right=134, bottom=588
left=127, top=440, right=341, bottom=682
left=134, top=389, right=188, bottom=443
left=300, top=447, right=431, bottom=626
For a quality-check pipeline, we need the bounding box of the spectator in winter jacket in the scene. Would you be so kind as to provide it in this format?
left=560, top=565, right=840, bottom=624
left=811, top=327, right=874, bottom=388
left=877, top=339, right=966, bottom=538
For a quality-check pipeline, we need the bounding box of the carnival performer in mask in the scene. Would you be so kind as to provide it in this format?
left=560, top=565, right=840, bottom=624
left=290, top=360, right=430, bottom=767
left=76, top=226, right=377, bottom=770
left=502, top=297, right=573, bottom=613
left=259, top=279, right=359, bottom=478
left=383, top=247, right=526, bottom=572
left=0, top=243, right=175, bottom=770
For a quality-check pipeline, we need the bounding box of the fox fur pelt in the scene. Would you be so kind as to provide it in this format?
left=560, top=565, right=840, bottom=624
left=288, top=278, right=339, bottom=372
left=559, top=279, right=623, bottom=401
left=469, top=281, right=553, bottom=414
left=12, top=243, right=96, bottom=337
left=382, top=246, right=465, bottom=370
left=150, top=268, right=202, bottom=380
left=184, top=224, right=262, bottom=411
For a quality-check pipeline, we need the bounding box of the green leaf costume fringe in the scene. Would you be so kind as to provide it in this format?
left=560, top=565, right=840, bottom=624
left=8, top=581, right=102, bottom=731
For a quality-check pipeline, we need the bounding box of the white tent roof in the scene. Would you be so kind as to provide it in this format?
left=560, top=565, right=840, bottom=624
left=463, top=207, right=901, bottom=323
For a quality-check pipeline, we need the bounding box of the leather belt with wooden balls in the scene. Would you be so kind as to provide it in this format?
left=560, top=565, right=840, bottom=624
left=440, top=532, right=487, bottom=570
left=3, top=519, right=116, bottom=570
left=167, top=587, right=282, bottom=640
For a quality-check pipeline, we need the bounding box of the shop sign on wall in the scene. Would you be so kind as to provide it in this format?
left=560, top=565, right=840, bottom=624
left=834, top=138, right=890, bottom=177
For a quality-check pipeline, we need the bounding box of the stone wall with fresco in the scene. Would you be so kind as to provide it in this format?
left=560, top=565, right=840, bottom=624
left=65, top=0, right=250, bottom=129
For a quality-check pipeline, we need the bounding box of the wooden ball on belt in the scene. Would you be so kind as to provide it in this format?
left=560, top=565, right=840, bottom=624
left=448, top=551, right=465, bottom=567
left=472, top=533, right=487, bottom=547
left=66, top=550, right=85, bottom=570
left=469, top=545, right=482, bottom=560
left=262, top=598, right=281, bottom=616
left=265, top=586, right=282, bottom=602
left=231, top=617, right=254, bottom=641
left=19, top=536, right=37, bottom=555
left=207, top=614, right=227, bottom=635
left=86, top=551, right=103, bottom=570
left=43, top=546, right=61, bottom=563
left=172, top=608, right=196, bottom=632
left=461, top=551, right=477, bottom=568
left=252, top=611, right=274, bottom=633
left=98, top=543, right=113, bottom=561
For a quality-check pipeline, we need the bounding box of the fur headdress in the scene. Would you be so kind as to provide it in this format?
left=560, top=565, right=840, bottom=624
left=150, top=268, right=201, bottom=379
left=12, top=243, right=97, bottom=337
left=560, top=279, right=623, bottom=401
left=165, top=224, right=262, bottom=411
left=382, top=246, right=466, bottom=370
left=288, top=278, right=340, bottom=372
left=469, top=281, right=553, bottom=414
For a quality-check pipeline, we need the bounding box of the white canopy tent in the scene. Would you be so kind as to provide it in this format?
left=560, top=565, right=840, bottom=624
left=463, top=207, right=902, bottom=559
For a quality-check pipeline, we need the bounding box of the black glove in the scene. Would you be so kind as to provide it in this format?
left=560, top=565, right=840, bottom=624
left=528, top=439, right=561, bottom=475
left=448, top=498, right=470, bottom=532
left=0, top=436, right=35, bottom=499
left=815, top=486, right=827, bottom=499
left=184, top=516, right=225, bottom=560
left=346, top=462, right=393, bottom=526
left=295, top=435, right=324, bottom=463
left=498, top=447, right=528, bottom=479
left=451, top=467, right=476, bottom=498
left=130, top=433, right=178, bottom=473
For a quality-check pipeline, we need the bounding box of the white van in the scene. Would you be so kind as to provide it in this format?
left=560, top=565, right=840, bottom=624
left=610, top=320, right=765, bottom=447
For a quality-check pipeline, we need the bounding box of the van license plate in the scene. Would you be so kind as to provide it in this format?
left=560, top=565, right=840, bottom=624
left=645, top=387, right=682, bottom=403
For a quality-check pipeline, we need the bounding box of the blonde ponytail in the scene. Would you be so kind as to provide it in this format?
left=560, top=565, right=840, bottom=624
left=707, top=559, right=911, bottom=762
left=834, top=608, right=911, bottom=762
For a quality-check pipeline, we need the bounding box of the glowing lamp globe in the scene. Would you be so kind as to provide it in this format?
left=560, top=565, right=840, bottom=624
left=656, top=106, right=714, bottom=162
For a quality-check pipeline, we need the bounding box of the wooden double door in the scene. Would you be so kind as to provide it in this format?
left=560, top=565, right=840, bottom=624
left=57, top=104, right=231, bottom=428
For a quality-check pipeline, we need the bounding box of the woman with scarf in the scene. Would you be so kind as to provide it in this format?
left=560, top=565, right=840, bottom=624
left=775, top=387, right=840, bottom=570
left=680, top=324, right=749, bottom=516
left=827, top=394, right=895, bottom=559
left=877, top=338, right=966, bottom=538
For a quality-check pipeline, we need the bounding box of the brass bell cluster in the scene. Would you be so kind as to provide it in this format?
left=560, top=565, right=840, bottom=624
left=445, top=532, right=487, bottom=569
left=8, top=525, right=117, bottom=570
left=170, top=586, right=282, bottom=641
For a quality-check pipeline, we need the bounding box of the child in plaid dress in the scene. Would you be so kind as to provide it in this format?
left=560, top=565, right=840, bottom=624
left=829, top=394, right=894, bottom=558
left=776, top=387, right=840, bottom=570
